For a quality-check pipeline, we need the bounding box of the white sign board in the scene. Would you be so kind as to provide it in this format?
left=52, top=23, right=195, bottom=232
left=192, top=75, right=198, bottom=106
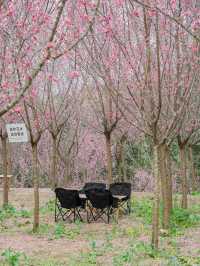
left=6, top=123, right=28, bottom=143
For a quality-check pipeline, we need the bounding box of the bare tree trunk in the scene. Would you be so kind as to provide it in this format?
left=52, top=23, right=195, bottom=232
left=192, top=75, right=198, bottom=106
left=116, top=141, right=122, bottom=181
left=165, top=145, right=173, bottom=212
left=191, top=164, right=197, bottom=192
left=189, top=146, right=197, bottom=192
left=160, top=144, right=168, bottom=229
left=2, top=136, right=8, bottom=206
left=179, top=145, right=188, bottom=209
left=116, top=138, right=127, bottom=182
left=51, top=136, right=57, bottom=188
left=7, top=142, right=12, bottom=187
left=105, top=133, right=112, bottom=184
left=32, top=143, right=39, bottom=232
left=64, top=158, right=74, bottom=186
left=63, top=159, right=69, bottom=186
left=151, top=145, right=161, bottom=249
left=121, top=143, right=127, bottom=182
left=160, top=144, right=172, bottom=229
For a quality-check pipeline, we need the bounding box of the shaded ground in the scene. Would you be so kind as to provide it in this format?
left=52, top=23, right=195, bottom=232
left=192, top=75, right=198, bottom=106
left=0, top=188, right=200, bottom=265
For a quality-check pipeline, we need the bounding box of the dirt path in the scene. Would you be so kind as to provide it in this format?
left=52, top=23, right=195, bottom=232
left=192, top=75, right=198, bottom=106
left=176, top=227, right=200, bottom=257
left=0, top=232, right=90, bottom=260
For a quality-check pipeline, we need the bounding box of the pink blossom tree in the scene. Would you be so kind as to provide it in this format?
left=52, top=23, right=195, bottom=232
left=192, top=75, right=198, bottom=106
left=76, top=19, right=125, bottom=183
left=0, top=110, right=20, bottom=206
left=76, top=129, right=106, bottom=182
left=44, top=59, right=82, bottom=188
left=0, top=118, right=9, bottom=206
left=0, top=0, right=100, bottom=117
left=104, top=0, right=200, bottom=248
left=17, top=82, right=48, bottom=231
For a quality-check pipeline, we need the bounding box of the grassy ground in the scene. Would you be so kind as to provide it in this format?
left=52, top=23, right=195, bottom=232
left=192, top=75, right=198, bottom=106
left=0, top=188, right=200, bottom=265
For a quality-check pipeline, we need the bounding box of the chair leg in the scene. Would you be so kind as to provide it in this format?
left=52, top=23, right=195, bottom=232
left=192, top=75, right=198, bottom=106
left=107, top=208, right=110, bottom=224
left=76, top=208, right=83, bottom=222
left=88, top=205, right=96, bottom=222
left=60, top=207, right=66, bottom=221
left=127, top=200, right=131, bottom=214
left=87, top=208, right=91, bottom=223
left=73, top=208, right=76, bottom=222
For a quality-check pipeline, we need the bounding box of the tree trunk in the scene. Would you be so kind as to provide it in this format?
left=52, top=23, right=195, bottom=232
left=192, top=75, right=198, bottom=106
left=189, top=146, right=197, bottom=192
left=151, top=145, right=161, bottom=249
left=32, top=143, right=39, bottom=232
left=179, top=145, right=188, bottom=209
left=121, top=142, right=127, bottom=182
left=2, top=136, right=8, bottom=206
left=165, top=145, right=173, bottom=212
left=51, top=136, right=57, bottom=188
left=105, top=133, right=113, bottom=184
left=160, top=144, right=168, bottom=229
left=7, top=142, right=12, bottom=187
left=63, top=159, right=70, bottom=186
left=160, top=144, right=172, bottom=229
left=116, top=139, right=127, bottom=182
left=116, top=141, right=122, bottom=181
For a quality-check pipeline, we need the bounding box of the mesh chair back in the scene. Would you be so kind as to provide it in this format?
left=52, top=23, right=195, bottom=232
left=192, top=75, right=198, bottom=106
left=86, top=189, right=112, bottom=209
left=110, top=182, right=131, bottom=198
left=83, top=182, right=106, bottom=192
left=55, top=188, right=81, bottom=209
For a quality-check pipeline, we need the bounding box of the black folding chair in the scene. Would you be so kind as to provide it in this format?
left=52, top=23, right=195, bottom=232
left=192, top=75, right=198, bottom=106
left=79, top=183, right=106, bottom=209
left=82, top=182, right=106, bottom=192
left=110, top=182, right=132, bottom=214
left=85, top=189, right=113, bottom=223
left=54, top=188, right=83, bottom=222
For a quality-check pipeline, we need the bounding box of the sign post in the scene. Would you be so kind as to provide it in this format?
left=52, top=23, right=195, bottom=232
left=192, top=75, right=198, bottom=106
left=6, top=123, right=28, bottom=143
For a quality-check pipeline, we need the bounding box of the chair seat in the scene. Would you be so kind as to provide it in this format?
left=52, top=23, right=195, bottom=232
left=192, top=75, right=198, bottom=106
left=54, top=188, right=84, bottom=222
left=109, top=183, right=132, bottom=214
left=86, top=189, right=113, bottom=223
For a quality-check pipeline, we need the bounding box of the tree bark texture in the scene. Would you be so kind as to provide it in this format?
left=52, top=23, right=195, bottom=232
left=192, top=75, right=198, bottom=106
left=151, top=145, right=161, bottom=249
left=105, top=133, right=113, bottom=184
left=179, top=145, right=188, bottom=209
left=116, top=139, right=127, bottom=182
left=32, top=144, right=39, bottom=232
left=165, top=145, right=173, bottom=212
left=7, top=142, right=12, bottom=185
left=160, top=144, right=172, bottom=229
left=121, top=143, right=127, bottom=181
left=189, top=146, right=197, bottom=192
left=63, top=159, right=70, bottom=186
left=51, top=136, right=58, bottom=189
left=2, top=137, right=8, bottom=206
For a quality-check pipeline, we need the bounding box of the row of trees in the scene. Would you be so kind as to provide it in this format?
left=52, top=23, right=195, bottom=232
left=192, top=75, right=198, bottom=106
left=0, top=0, right=200, bottom=249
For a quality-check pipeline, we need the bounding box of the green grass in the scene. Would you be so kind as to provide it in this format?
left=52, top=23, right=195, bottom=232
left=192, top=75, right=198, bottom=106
left=131, top=198, right=153, bottom=224
left=170, top=206, right=200, bottom=235
left=68, top=239, right=113, bottom=266
left=0, top=204, right=31, bottom=223
left=112, top=240, right=168, bottom=266
left=132, top=197, right=200, bottom=236
left=190, top=191, right=200, bottom=196
left=1, top=248, right=68, bottom=266
left=40, top=199, right=55, bottom=215
left=28, top=221, right=82, bottom=240
left=27, top=258, right=68, bottom=266
left=1, top=248, right=28, bottom=266
left=167, top=255, right=200, bottom=266
left=0, top=205, right=17, bottom=222
left=53, top=221, right=81, bottom=239
left=123, top=225, right=144, bottom=238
